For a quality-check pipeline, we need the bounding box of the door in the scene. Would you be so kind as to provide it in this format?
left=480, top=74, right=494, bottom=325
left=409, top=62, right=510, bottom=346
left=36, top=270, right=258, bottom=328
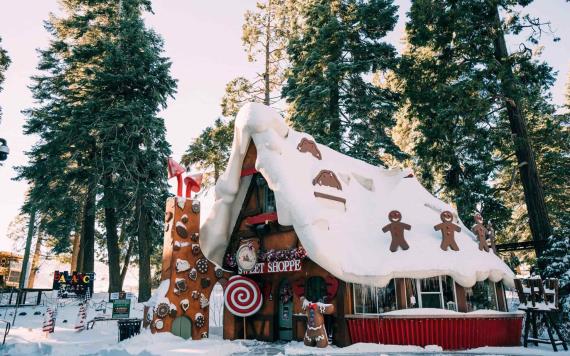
left=171, top=316, right=192, bottom=340
left=278, top=279, right=293, bottom=341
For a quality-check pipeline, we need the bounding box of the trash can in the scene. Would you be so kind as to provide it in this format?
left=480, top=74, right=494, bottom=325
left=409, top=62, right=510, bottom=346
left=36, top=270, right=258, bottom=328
left=117, top=319, right=142, bottom=342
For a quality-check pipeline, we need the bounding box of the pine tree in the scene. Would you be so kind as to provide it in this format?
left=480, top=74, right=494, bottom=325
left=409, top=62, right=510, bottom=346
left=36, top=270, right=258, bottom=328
left=182, top=117, right=234, bottom=187
left=221, top=0, right=299, bottom=116
left=0, top=36, right=9, bottom=125
left=282, top=0, right=403, bottom=166
left=400, top=0, right=555, bottom=252
left=18, top=0, right=175, bottom=297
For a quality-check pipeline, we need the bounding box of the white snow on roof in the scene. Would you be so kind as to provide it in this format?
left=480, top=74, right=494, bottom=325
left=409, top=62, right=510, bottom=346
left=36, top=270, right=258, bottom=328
left=200, top=103, right=515, bottom=288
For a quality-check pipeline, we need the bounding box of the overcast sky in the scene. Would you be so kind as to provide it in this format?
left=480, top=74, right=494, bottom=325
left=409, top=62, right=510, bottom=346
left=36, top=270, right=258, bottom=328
left=0, top=0, right=568, bottom=251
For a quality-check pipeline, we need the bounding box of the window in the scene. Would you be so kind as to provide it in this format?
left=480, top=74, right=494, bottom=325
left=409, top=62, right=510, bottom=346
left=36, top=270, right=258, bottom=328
left=465, top=280, right=498, bottom=311
left=353, top=280, right=397, bottom=314
left=306, top=277, right=327, bottom=303
left=405, top=276, right=457, bottom=310
left=256, top=175, right=276, bottom=213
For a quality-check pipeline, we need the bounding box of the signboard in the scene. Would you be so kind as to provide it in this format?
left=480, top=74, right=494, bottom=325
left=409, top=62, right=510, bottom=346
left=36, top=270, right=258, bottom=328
left=112, top=299, right=131, bottom=319
left=52, top=271, right=94, bottom=298
left=109, top=291, right=136, bottom=302
left=239, top=259, right=302, bottom=275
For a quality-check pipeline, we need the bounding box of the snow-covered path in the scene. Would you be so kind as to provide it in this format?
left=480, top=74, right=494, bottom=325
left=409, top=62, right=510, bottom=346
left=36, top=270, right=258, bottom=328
left=0, top=295, right=567, bottom=356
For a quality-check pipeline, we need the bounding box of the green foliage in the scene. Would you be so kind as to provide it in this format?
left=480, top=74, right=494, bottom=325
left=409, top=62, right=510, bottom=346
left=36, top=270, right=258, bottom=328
left=221, top=0, right=299, bottom=116
left=0, top=36, right=10, bottom=115
left=182, top=117, right=234, bottom=187
left=17, top=0, right=176, bottom=287
left=398, top=0, right=559, bottom=231
left=283, top=0, right=403, bottom=166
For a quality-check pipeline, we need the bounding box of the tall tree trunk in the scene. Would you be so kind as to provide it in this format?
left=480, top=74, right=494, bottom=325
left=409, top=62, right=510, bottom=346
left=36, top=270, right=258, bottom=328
left=263, top=12, right=271, bottom=106
left=70, top=213, right=82, bottom=272
left=119, top=238, right=134, bottom=289
left=19, top=208, right=36, bottom=289
left=492, top=7, right=552, bottom=260
left=70, top=234, right=80, bottom=272
left=328, top=81, right=341, bottom=152
left=80, top=175, right=97, bottom=273
left=104, top=202, right=121, bottom=293
left=27, top=228, right=43, bottom=288
left=136, top=191, right=152, bottom=302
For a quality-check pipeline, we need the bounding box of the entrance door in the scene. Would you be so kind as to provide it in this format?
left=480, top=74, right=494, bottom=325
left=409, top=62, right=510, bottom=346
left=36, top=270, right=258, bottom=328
left=171, top=316, right=192, bottom=340
left=278, top=279, right=293, bottom=341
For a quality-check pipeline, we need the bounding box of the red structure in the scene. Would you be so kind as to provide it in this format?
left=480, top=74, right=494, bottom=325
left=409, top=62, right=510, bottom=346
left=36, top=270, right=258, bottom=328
left=347, top=314, right=523, bottom=350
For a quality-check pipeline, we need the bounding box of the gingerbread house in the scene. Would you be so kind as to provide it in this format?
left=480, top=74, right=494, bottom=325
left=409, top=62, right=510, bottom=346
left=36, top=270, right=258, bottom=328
left=198, top=103, right=521, bottom=350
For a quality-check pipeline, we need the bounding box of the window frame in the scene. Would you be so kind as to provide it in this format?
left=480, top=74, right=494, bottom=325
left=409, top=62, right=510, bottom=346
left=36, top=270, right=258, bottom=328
left=352, top=280, right=399, bottom=315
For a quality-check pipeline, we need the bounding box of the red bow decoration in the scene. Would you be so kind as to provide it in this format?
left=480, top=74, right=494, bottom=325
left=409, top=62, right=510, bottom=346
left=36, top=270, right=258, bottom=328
left=167, top=158, right=186, bottom=197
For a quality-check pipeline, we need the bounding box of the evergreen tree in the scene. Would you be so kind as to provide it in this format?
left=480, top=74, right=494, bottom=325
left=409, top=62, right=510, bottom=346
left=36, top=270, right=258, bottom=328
left=400, top=0, right=555, bottom=253
left=182, top=117, right=234, bottom=187
left=18, top=0, right=175, bottom=297
left=0, top=36, right=9, bottom=125
left=221, top=0, right=299, bottom=116
left=283, top=0, right=403, bottom=166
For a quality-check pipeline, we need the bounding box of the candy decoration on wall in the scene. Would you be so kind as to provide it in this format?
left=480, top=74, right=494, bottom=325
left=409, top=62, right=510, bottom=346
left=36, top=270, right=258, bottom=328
left=215, top=268, right=224, bottom=279
left=176, top=259, right=191, bottom=272
left=156, top=303, right=170, bottom=318
left=180, top=299, right=190, bottom=312
left=471, top=213, right=489, bottom=252
left=176, top=221, right=188, bottom=238
left=224, top=276, right=263, bottom=317
left=199, top=293, right=209, bottom=309
left=434, top=211, right=461, bottom=251
left=189, top=268, right=198, bottom=281
left=194, top=313, right=205, bottom=328
left=196, top=258, right=209, bottom=274
left=381, top=210, right=411, bottom=252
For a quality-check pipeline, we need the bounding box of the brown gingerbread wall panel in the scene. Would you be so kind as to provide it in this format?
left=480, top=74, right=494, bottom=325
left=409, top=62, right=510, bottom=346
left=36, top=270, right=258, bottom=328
left=150, top=197, right=231, bottom=340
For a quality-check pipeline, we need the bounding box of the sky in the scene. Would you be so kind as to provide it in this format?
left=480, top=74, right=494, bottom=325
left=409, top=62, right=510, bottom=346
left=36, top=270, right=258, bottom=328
left=0, top=0, right=568, bottom=252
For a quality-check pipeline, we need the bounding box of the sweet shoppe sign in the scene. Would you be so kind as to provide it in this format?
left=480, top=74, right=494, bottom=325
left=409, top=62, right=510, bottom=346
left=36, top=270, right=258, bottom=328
left=52, top=271, right=94, bottom=297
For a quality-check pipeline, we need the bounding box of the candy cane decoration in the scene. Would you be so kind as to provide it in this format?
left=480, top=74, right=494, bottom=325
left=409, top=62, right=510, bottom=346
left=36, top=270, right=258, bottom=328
left=75, top=303, right=87, bottom=331
left=224, top=276, right=263, bottom=317
left=43, top=307, right=56, bottom=334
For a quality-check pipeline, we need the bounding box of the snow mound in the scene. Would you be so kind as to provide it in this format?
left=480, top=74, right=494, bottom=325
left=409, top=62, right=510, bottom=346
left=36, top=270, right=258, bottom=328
left=201, top=103, right=515, bottom=288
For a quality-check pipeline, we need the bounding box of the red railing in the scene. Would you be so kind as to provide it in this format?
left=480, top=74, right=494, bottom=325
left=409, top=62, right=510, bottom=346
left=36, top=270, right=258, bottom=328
left=346, top=314, right=523, bottom=350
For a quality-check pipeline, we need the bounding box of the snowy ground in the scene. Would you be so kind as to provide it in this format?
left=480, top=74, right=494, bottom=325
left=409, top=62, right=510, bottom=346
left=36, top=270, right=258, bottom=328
left=1, top=293, right=567, bottom=356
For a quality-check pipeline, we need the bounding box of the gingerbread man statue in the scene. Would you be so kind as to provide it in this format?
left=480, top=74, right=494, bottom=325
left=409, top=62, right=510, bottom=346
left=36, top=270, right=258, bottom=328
left=471, top=213, right=489, bottom=252
left=434, top=211, right=461, bottom=251
left=300, top=296, right=334, bottom=348
left=381, top=210, right=411, bottom=252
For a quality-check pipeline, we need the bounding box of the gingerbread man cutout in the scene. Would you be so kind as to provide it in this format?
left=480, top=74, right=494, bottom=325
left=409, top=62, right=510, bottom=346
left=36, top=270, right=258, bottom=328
left=300, top=296, right=335, bottom=348
left=471, top=213, right=489, bottom=252
left=381, top=210, right=411, bottom=252
left=434, top=211, right=461, bottom=251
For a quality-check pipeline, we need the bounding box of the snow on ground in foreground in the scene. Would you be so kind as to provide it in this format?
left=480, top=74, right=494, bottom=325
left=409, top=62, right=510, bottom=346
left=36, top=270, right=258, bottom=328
left=1, top=293, right=568, bottom=356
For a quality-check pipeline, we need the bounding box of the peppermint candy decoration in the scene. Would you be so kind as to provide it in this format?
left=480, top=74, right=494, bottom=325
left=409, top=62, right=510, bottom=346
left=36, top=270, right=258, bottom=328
left=224, top=276, right=263, bottom=317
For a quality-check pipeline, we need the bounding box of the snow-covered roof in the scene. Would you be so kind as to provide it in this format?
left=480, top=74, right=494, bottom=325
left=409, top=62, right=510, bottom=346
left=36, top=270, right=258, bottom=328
left=200, top=103, right=514, bottom=288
